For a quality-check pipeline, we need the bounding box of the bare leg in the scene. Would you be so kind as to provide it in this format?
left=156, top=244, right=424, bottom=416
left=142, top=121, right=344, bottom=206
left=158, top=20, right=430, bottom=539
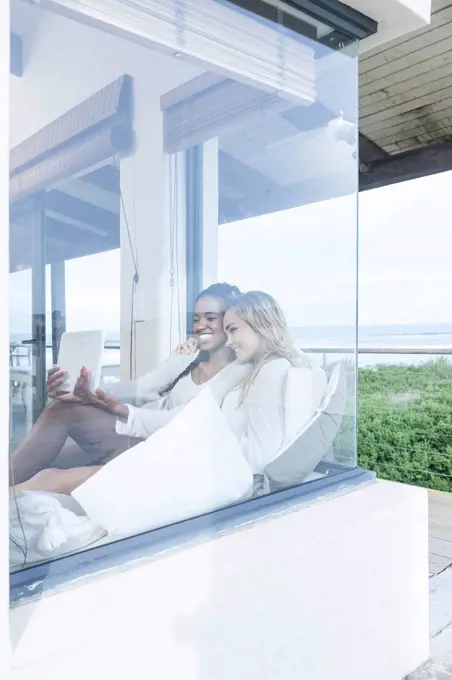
left=11, top=466, right=102, bottom=495
left=52, top=439, right=102, bottom=470
left=10, top=400, right=139, bottom=485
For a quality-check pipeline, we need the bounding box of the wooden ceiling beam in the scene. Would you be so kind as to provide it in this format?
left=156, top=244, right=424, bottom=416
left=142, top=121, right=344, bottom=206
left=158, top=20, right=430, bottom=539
left=359, top=139, right=452, bottom=191
left=359, top=133, right=388, bottom=167
left=45, top=190, right=119, bottom=235
left=83, top=165, right=120, bottom=194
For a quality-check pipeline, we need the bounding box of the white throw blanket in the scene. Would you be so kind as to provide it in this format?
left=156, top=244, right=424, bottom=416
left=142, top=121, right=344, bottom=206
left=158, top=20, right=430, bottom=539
left=10, top=491, right=106, bottom=569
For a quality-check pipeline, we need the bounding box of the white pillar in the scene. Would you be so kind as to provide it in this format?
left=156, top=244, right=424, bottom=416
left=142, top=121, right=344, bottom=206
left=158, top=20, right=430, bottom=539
left=0, top=5, right=11, bottom=674
left=119, top=104, right=219, bottom=379
left=119, top=89, right=172, bottom=378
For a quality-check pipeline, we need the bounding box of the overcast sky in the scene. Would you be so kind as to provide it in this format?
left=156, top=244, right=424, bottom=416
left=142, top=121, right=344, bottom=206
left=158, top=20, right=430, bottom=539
left=9, top=169, right=452, bottom=336
left=220, top=169, right=452, bottom=328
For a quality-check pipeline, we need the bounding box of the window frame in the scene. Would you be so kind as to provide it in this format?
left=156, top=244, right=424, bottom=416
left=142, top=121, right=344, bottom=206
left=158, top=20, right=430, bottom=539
left=10, top=194, right=48, bottom=422
left=288, top=0, right=378, bottom=40
left=227, top=0, right=378, bottom=46
left=185, top=145, right=204, bottom=334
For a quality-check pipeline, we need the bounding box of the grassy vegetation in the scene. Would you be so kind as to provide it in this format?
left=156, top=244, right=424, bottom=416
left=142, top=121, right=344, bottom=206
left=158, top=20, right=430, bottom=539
left=357, top=359, right=452, bottom=492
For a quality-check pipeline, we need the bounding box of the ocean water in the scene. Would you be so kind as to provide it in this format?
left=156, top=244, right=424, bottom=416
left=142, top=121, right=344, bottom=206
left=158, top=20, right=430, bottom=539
left=293, top=323, right=452, bottom=368
left=9, top=323, right=452, bottom=374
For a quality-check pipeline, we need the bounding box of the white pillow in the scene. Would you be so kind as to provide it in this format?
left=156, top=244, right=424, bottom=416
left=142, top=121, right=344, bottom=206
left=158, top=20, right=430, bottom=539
left=72, top=387, right=253, bottom=537
left=283, top=366, right=327, bottom=445
left=265, top=362, right=347, bottom=491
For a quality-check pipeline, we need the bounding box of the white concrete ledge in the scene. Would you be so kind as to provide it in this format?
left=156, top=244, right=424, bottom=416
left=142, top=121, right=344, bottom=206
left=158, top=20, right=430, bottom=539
left=7, top=480, right=429, bottom=679
left=347, top=0, right=432, bottom=53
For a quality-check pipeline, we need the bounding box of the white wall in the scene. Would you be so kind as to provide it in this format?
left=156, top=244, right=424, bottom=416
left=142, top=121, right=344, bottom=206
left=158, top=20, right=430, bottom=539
left=7, top=480, right=429, bottom=679
left=10, top=9, right=204, bottom=375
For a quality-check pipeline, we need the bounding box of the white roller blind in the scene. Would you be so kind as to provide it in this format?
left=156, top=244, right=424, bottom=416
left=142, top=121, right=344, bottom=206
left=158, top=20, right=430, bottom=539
left=44, top=0, right=316, bottom=103
left=162, top=75, right=297, bottom=153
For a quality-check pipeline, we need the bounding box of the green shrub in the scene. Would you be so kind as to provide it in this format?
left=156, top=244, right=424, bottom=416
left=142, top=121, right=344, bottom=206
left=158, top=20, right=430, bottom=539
left=357, top=359, right=452, bottom=492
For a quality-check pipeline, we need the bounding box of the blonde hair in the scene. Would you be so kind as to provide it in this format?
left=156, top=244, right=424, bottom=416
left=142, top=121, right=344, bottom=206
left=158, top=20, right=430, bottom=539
left=229, top=291, right=301, bottom=400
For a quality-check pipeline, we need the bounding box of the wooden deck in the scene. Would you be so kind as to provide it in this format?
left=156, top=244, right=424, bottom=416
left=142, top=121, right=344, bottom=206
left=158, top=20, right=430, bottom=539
left=429, top=490, right=452, bottom=577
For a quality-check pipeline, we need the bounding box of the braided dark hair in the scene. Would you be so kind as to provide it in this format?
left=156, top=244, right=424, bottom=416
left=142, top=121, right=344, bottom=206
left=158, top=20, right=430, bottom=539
left=196, top=282, right=241, bottom=307
left=160, top=282, right=242, bottom=396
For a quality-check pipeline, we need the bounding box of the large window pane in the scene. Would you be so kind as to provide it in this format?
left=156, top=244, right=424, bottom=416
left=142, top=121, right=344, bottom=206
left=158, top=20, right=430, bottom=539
left=9, top=0, right=358, bottom=572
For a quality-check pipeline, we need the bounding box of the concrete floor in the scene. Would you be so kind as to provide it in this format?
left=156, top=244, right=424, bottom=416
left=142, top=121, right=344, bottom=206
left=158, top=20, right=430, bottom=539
left=409, top=492, right=452, bottom=679
left=429, top=491, right=452, bottom=577
left=408, top=566, right=452, bottom=678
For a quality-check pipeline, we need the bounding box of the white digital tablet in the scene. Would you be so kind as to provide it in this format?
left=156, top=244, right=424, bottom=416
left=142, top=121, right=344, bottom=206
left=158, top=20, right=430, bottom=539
left=56, top=330, right=105, bottom=393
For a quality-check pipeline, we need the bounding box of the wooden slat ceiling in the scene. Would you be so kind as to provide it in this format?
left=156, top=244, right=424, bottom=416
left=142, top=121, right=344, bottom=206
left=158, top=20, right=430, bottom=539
left=360, top=0, right=452, bottom=156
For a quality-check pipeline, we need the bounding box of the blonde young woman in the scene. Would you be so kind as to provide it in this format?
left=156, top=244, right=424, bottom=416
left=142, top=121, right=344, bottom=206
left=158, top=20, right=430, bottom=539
left=100, top=289, right=302, bottom=483
left=220, top=290, right=304, bottom=488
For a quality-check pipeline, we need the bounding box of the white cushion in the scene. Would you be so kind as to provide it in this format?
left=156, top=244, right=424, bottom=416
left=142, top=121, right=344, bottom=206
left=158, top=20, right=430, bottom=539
left=72, top=387, right=254, bottom=537
left=283, top=366, right=327, bottom=445
left=10, top=491, right=105, bottom=569
left=265, top=362, right=347, bottom=491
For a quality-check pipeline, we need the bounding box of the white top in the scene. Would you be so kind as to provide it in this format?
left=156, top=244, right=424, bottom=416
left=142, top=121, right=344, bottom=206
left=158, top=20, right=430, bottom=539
left=221, top=358, right=290, bottom=475
left=111, top=353, right=251, bottom=440
left=108, top=352, right=201, bottom=407
left=113, top=353, right=292, bottom=477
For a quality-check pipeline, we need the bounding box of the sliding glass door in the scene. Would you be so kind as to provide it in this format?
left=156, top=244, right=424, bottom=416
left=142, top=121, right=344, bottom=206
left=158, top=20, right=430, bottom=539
left=9, top=195, right=48, bottom=445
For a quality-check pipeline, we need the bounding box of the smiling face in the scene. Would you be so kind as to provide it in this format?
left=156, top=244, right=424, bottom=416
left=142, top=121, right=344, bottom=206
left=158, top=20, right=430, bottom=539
left=224, top=309, right=263, bottom=363
left=192, top=296, right=227, bottom=352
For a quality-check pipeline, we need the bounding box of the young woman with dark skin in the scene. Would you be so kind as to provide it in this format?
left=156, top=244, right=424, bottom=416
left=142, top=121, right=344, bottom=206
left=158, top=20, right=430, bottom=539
left=10, top=283, right=243, bottom=493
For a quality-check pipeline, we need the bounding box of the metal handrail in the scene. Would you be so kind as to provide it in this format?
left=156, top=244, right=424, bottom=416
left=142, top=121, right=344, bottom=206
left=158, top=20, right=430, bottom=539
left=302, top=347, right=452, bottom=355
left=35, top=343, right=452, bottom=356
